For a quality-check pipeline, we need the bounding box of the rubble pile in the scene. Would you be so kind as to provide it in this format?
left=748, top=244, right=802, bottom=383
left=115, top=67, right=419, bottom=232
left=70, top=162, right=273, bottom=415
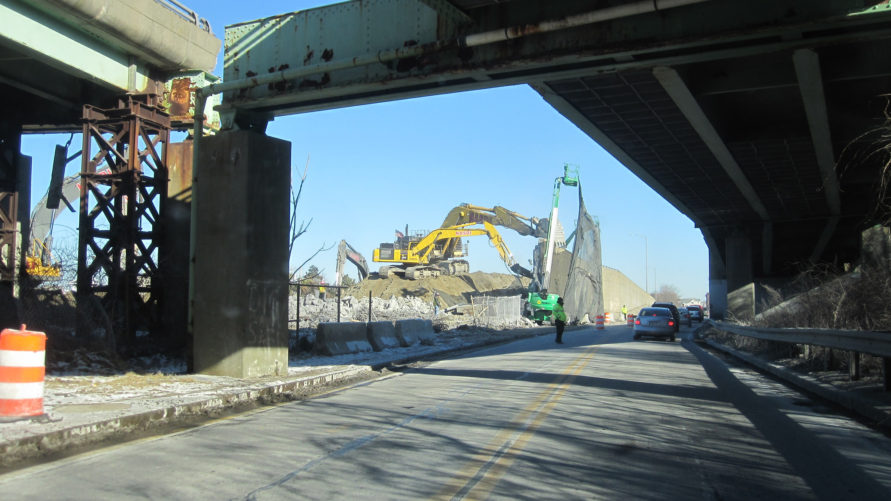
left=289, top=293, right=435, bottom=329
left=290, top=271, right=531, bottom=331
left=287, top=271, right=541, bottom=352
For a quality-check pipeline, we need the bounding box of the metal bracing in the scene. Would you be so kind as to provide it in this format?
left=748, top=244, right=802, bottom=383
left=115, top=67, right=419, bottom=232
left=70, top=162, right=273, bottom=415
left=77, top=95, right=170, bottom=347
left=0, top=192, right=16, bottom=282
left=793, top=49, right=842, bottom=263
left=653, top=66, right=770, bottom=222
left=530, top=82, right=701, bottom=227
left=0, top=125, right=20, bottom=282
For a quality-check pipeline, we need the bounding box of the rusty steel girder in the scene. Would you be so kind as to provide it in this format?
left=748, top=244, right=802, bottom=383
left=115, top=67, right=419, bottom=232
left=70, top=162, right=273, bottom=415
left=77, top=95, right=170, bottom=348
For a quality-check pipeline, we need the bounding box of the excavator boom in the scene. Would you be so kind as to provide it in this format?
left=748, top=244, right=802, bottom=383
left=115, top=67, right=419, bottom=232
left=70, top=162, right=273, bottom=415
left=335, top=240, right=369, bottom=286
left=441, top=204, right=546, bottom=239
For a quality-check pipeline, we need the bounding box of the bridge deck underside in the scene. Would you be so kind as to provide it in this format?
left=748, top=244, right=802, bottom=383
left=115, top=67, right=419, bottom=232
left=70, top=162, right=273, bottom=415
left=543, top=33, right=891, bottom=277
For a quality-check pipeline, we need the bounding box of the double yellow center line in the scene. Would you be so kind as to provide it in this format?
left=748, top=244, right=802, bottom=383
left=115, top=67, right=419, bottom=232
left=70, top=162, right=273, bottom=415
left=433, top=346, right=599, bottom=500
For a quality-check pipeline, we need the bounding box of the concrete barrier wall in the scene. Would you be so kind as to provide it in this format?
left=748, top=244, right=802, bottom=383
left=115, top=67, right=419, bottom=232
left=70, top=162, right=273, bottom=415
left=395, top=319, right=435, bottom=347
left=602, top=266, right=654, bottom=321
left=314, top=322, right=373, bottom=356
left=367, top=321, right=400, bottom=352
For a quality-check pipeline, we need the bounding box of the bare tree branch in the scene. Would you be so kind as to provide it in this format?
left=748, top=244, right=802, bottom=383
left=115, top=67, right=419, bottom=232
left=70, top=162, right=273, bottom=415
left=288, top=155, right=312, bottom=257
left=289, top=242, right=333, bottom=281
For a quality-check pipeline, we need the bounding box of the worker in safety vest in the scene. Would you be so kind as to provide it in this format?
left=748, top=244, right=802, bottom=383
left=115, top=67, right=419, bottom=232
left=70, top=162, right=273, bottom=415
left=621, top=304, right=628, bottom=321
left=319, top=283, right=326, bottom=300
left=553, top=297, right=567, bottom=344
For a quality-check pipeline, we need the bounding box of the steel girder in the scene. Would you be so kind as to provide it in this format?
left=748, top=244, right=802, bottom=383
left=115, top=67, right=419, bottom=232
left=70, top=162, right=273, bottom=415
left=217, top=0, right=891, bottom=116
left=77, top=96, right=169, bottom=348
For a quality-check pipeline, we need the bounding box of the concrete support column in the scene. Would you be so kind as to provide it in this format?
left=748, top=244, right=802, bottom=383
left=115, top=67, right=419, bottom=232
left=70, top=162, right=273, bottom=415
left=726, top=230, right=754, bottom=290
left=161, top=141, right=193, bottom=354
left=707, top=242, right=727, bottom=320
left=193, top=130, right=290, bottom=377
left=726, top=230, right=755, bottom=321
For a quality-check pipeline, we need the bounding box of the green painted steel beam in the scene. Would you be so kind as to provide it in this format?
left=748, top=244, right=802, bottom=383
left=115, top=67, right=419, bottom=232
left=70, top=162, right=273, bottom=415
left=221, top=0, right=891, bottom=115
left=0, top=0, right=149, bottom=92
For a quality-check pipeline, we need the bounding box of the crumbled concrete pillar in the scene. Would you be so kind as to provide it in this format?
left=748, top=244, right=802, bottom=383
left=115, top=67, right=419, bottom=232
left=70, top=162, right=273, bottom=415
left=193, top=130, right=290, bottom=377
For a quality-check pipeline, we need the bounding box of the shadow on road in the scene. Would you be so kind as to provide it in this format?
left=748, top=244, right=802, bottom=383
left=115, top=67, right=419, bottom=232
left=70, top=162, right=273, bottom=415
left=683, top=340, right=890, bottom=500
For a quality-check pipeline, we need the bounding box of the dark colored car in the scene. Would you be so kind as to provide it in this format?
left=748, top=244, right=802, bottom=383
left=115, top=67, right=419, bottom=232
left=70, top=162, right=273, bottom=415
left=687, top=304, right=704, bottom=322
left=677, top=306, right=692, bottom=327
left=652, top=302, right=681, bottom=332
left=633, top=307, right=676, bottom=341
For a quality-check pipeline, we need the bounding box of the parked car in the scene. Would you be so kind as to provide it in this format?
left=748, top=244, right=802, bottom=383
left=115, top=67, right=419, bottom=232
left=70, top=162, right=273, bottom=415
left=686, top=304, right=704, bottom=322
left=633, top=307, right=676, bottom=341
left=651, top=302, right=680, bottom=332
left=677, top=306, right=692, bottom=327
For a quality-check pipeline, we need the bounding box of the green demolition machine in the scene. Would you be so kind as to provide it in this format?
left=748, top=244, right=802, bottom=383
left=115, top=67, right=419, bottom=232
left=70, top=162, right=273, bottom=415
left=525, top=164, right=579, bottom=323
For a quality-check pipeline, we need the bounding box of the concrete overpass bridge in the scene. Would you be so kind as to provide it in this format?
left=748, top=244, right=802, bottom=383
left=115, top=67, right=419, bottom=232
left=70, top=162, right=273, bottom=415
left=3, top=0, right=891, bottom=377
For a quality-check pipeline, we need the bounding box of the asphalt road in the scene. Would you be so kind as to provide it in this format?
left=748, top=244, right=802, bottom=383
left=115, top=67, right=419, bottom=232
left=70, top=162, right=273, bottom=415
left=3, top=325, right=891, bottom=500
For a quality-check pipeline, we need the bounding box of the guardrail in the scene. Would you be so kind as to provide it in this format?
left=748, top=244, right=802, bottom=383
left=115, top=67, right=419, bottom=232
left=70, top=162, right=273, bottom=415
left=158, top=0, right=212, bottom=32
left=708, top=321, right=891, bottom=390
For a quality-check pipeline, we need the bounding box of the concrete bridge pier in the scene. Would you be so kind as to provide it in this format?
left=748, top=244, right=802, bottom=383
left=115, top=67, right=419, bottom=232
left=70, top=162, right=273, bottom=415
left=708, top=246, right=727, bottom=321
left=725, top=230, right=756, bottom=322
left=192, top=129, right=290, bottom=377
left=708, top=229, right=759, bottom=321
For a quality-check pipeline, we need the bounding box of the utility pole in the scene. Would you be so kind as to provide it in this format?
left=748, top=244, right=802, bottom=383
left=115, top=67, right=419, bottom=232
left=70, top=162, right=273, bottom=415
left=632, top=233, right=648, bottom=292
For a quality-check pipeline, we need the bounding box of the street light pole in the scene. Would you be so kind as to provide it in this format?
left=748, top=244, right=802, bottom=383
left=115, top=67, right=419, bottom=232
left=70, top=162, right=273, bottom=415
left=632, top=233, right=648, bottom=292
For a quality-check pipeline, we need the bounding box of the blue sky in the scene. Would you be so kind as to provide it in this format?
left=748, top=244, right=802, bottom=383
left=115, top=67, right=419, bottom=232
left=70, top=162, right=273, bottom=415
left=21, top=0, right=708, bottom=300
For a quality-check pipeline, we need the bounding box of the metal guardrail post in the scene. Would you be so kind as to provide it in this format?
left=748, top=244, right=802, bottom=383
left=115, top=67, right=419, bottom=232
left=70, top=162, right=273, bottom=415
left=849, top=352, right=861, bottom=381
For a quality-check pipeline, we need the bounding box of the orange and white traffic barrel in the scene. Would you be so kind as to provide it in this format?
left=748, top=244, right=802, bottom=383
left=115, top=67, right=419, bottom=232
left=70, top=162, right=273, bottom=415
left=627, top=314, right=635, bottom=327
left=595, top=315, right=604, bottom=330
left=604, top=312, right=611, bottom=324
left=0, top=325, right=46, bottom=420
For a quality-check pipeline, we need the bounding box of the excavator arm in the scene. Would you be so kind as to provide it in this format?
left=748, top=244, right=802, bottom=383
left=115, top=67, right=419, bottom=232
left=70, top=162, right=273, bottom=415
left=479, top=221, right=533, bottom=278
left=335, top=240, right=369, bottom=286
left=441, top=204, right=547, bottom=239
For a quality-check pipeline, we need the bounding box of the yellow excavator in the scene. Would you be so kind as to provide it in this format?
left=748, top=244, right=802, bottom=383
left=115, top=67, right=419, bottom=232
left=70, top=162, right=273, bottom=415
left=373, top=221, right=530, bottom=280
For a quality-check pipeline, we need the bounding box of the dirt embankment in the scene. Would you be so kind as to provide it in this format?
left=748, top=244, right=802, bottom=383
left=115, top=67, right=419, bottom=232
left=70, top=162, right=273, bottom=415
left=345, top=271, right=530, bottom=308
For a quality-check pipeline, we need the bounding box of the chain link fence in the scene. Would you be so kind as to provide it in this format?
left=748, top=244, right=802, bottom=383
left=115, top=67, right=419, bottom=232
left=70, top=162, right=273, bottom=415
left=471, top=295, right=523, bottom=328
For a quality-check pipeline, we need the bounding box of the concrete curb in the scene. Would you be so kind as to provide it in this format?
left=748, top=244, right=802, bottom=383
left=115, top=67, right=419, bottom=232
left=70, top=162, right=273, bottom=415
left=703, top=338, right=891, bottom=429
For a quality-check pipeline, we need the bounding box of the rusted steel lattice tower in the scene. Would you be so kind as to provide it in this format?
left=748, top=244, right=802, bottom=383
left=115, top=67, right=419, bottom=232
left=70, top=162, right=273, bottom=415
left=77, top=95, right=170, bottom=348
left=0, top=125, right=22, bottom=284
